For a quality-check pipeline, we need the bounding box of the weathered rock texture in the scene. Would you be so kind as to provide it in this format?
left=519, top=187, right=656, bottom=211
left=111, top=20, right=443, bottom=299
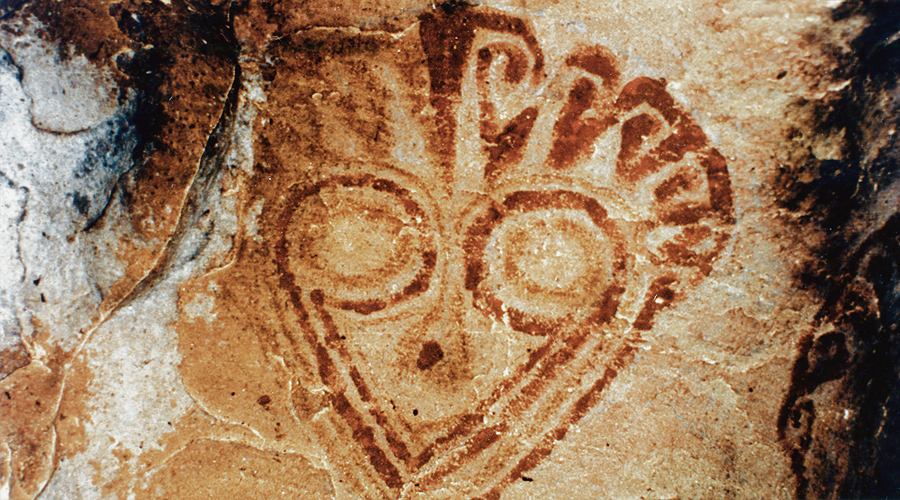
left=0, top=0, right=898, bottom=499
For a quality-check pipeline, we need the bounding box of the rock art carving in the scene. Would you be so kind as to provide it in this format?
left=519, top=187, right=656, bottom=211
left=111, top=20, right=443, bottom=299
left=177, top=5, right=735, bottom=498
left=4, top=0, right=900, bottom=497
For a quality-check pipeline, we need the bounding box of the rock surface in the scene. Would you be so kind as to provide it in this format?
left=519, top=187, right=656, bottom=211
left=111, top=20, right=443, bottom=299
left=0, top=0, right=898, bottom=499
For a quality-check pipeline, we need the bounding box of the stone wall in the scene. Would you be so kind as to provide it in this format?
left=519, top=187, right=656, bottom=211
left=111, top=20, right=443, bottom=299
left=1, top=1, right=898, bottom=498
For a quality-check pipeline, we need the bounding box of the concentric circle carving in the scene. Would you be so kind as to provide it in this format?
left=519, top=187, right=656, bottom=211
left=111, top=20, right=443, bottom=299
left=465, top=190, right=628, bottom=335
left=277, top=174, right=436, bottom=315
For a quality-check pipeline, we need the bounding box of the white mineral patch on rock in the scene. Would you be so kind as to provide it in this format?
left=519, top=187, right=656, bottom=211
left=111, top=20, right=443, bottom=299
left=0, top=169, right=26, bottom=351
left=0, top=18, right=119, bottom=133
left=37, top=72, right=261, bottom=499
left=0, top=34, right=136, bottom=354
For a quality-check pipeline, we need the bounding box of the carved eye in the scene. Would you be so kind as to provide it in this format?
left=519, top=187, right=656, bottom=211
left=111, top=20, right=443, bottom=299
left=466, top=190, right=628, bottom=335
left=279, top=176, right=436, bottom=315
left=489, top=209, right=613, bottom=307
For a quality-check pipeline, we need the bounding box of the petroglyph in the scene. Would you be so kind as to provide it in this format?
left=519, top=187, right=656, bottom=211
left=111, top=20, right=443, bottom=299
left=5, top=1, right=898, bottom=499
left=176, top=5, right=734, bottom=498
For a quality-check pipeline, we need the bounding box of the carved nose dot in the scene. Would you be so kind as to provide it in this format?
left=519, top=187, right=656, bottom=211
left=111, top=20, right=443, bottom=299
left=416, top=341, right=444, bottom=371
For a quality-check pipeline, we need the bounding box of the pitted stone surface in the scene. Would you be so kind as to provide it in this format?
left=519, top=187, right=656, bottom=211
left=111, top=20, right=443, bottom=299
left=1, top=1, right=899, bottom=499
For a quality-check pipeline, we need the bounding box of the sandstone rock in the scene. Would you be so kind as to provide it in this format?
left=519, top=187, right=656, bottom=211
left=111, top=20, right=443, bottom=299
left=0, top=0, right=898, bottom=499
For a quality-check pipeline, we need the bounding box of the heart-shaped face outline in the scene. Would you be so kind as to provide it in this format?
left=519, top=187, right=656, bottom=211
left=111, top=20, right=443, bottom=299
left=273, top=174, right=637, bottom=496
left=177, top=4, right=735, bottom=499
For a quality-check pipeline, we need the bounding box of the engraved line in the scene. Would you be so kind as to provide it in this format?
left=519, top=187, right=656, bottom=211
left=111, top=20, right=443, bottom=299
left=475, top=338, right=641, bottom=500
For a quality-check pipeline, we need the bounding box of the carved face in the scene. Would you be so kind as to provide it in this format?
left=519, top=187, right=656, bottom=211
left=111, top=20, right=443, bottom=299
left=177, top=5, right=734, bottom=498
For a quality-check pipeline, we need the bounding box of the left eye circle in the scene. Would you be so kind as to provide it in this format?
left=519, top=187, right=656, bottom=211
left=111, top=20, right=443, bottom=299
left=277, top=176, right=436, bottom=315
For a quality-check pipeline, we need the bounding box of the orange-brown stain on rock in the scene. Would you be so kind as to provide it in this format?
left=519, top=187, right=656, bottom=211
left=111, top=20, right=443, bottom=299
left=89, top=406, right=334, bottom=499
left=176, top=270, right=311, bottom=443
left=138, top=440, right=334, bottom=500
left=55, top=352, right=95, bottom=461
left=13, top=0, right=123, bottom=63
left=0, top=352, right=65, bottom=499
left=0, top=343, right=30, bottom=380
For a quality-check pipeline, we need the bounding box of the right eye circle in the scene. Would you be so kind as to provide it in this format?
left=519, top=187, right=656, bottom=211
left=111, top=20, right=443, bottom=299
left=466, top=190, right=628, bottom=335
left=492, top=211, right=611, bottom=298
